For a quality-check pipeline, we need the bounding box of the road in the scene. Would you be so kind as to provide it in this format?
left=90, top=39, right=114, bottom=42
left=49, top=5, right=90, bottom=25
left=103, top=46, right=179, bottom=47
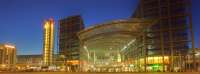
left=0, top=72, right=200, bottom=74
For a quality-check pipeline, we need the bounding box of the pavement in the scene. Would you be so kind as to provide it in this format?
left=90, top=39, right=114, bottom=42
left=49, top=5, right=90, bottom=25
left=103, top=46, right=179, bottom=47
left=0, top=72, right=200, bottom=74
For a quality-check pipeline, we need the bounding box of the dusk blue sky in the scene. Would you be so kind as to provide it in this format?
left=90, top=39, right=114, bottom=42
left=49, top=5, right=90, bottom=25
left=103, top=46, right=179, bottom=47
left=0, top=0, right=199, bottom=55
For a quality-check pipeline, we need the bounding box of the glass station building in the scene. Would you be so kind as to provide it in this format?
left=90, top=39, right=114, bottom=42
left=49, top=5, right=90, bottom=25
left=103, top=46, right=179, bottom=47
left=78, top=19, right=156, bottom=72
left=76, top=0, right=194, bottom=72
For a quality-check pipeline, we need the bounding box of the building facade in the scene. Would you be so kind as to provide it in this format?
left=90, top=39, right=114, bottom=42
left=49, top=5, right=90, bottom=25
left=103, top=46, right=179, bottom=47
left=59, top=15, right=84, bottom=71
left=43, top=18, right=55, bottom=66
left=0, top=44, right=16, bottom=70
left=130, top=0, right=194, bottom=72
left=17, top=55, right=42, bottom=66
left=195, top=48, right=200, bottom=71
left=184, top=48, right=200, bottom=71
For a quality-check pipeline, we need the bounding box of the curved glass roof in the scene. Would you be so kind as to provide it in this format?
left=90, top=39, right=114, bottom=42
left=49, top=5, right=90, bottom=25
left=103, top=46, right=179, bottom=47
left=78, top=18, right=155, bottom=50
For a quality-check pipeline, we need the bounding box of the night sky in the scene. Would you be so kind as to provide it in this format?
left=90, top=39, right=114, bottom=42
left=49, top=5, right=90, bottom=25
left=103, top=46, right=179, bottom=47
left=0, top=0, right=199, bottom=55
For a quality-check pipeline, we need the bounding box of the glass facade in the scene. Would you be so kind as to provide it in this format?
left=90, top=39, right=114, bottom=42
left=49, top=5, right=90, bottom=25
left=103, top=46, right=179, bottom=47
left=78, top=19, right=155, bottom=72
left=131, top=0, right=194, bottom=72
left=59, top=15, right=84, bottom=72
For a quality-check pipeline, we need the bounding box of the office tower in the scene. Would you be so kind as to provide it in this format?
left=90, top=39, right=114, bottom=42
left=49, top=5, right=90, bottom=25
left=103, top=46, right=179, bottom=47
left=131, top=0, right=194, bottom=72
left=0, top=44, right=16, bottom=70
left=59, top=15, right=84, bottom=71
left=43, top=18, right=55, bottom=66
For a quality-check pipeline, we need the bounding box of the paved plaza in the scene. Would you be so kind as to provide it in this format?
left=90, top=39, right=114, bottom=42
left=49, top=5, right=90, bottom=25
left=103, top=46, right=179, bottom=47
left=1, top=72, right=200, bottom=74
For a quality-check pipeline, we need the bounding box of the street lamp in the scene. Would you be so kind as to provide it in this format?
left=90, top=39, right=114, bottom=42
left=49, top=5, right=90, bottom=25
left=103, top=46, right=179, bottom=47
left=60, top=55, right=67, bottom=71
left=1, top=64, right=6, bottom=68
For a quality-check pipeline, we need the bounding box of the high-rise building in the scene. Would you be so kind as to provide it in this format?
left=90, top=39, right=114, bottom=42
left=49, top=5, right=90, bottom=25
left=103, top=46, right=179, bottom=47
left=130, top=0, right=194, bottom=72
left=59, top=15, right=84, bottom=71
left=43, top=18, right=55, bottom=66
left=0, top=44, right=16, bottom=70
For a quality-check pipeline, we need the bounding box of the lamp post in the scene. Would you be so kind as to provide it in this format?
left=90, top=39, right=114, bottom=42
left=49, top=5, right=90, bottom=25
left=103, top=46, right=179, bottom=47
left=60, top=55, right=66, bottom=71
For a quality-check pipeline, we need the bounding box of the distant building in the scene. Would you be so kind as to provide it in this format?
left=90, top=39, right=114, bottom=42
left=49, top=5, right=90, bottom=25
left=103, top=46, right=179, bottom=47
left=16, top=55, right=42, bottom=66
left=0, top=44, right=16, bottom=70
left=195, top=48, right=200, bottom=71
left=43, top=18, right=55, bottom=66
left=131, top=0, right=194, bottom=72
left=185, top=48, right=200, bottom=71
left=59, top=15, right=84, bottom=71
